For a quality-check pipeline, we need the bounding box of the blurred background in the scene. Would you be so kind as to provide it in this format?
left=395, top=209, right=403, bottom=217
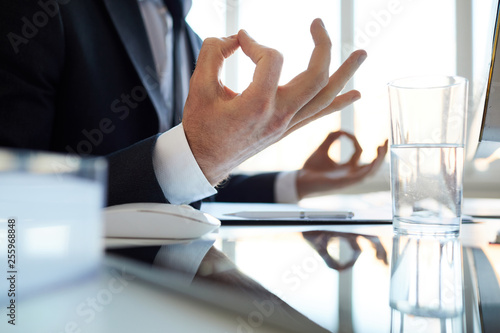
left=187, top=0, right=500, bottom=198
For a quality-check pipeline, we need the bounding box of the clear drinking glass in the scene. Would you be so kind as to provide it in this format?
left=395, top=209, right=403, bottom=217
left=389, top=234, right=464, bottom=333
left=388, top=76, right=468, bottom=235
left=0, top=149, right=107, bottom=304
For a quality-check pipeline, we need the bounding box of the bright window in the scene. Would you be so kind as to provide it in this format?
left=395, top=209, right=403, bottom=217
left=353, top=0, right=456, bottom=163
left=187, top=0, right=500, bottom=196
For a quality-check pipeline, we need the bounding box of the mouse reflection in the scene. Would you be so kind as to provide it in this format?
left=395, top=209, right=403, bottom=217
left=389, top=234, right=464, bottom=333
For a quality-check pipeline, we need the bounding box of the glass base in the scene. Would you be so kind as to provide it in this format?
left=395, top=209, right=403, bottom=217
left=393, top=217, right=460, bottom=236
left=390, top=302, right=462, bottom=319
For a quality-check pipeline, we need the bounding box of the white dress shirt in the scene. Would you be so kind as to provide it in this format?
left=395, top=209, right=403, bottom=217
left=138, top=0, right=299, bottom=204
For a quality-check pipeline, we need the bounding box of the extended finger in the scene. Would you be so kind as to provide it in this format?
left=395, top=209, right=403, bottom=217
left=238, top=29, right=283, bottom=97
left=328, top=49, right=367, bottom=96
left=287, top=51, right=366, bottom=127
left=194, top=35, right=240, bottom=84
left=280, top=19, right=332, bottom=111
left=282, top=90, right=360, bottom=138
left=350, top=142, right=387, bottom=176
left=302, top=18, right=332, bottom=84
left=370, top=141, right=388, bottom=167
left=318, top=50, right=367, bottom=107
left=372, top=140, right=389, bottom=169
left=380, top=140, right=389, bottom=155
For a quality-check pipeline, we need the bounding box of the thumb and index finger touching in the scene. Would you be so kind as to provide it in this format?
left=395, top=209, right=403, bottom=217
left=237, top=29, right=283, bottom=97
left=195, top=18, right=363, bottom=107
left=194, top=29, right=284, bottom=99
left=315, top=131, right=362, bottom=166
left=195, top=21, right=374, bottom=155
left=195, top=35, right=240, bottom=84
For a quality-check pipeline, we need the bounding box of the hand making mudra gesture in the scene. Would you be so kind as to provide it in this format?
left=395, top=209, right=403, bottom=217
left=182, top=18, right=387, bottom=197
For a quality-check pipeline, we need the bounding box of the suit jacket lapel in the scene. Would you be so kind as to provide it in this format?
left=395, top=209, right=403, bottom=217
left=103, top=0, right=171, bottom=130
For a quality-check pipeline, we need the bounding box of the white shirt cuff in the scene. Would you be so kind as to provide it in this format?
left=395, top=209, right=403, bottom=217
left=275, top=170, right=300, bottom=203
left=152, top=124, right=217, bottom=204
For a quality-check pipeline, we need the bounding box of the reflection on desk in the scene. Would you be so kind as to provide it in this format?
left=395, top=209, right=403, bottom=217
left=3, top=222, right=499, bottom=333
left=106, top=226, right=500, bottom=333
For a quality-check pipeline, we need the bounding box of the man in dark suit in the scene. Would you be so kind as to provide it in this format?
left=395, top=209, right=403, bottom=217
left=0, top=0, right=386, bottom=206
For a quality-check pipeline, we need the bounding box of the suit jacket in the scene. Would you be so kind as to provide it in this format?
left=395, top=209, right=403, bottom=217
left=0, top=0, right=277, bottom=206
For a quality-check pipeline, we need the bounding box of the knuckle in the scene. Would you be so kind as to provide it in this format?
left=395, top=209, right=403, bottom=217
left=265, top=113, right=288, bottom=136
left=280, top=97, right=300, bottom=115
left=254, top=98, right=274, bottom=116
left=315, top=71, right=330, bottom=90
left=200, top=38, right=222, bottom=57
left=202, top=37, right=221, bottom=48
left=200, top=37, right=229, bottom=55
left=263, top=48, right=283, bottom=64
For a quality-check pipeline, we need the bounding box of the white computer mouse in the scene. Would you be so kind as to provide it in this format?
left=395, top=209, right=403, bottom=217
left=104, top=203, right=221, bottom=239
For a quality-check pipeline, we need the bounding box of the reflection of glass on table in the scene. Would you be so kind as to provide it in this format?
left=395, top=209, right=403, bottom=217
left=390, top=233, right=464, bottom=333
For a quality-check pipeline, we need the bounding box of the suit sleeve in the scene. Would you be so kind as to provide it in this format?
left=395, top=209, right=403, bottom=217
left=211, top=173, right=279, bottom=203
left=106, top=135, right=171, bottom=206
